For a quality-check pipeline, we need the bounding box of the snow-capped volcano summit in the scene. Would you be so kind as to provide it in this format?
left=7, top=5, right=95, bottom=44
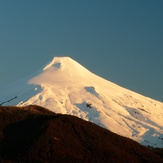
left=30, top=57, right=95, bottom=85
left=1, top=56, right=163, bottom=147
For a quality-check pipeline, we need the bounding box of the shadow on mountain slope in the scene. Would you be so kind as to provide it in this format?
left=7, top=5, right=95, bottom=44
left=0, top=105, right=163, bottom=163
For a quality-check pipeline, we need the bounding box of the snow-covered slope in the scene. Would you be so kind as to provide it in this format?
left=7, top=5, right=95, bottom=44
left=1, top=56, right=163, bottom=147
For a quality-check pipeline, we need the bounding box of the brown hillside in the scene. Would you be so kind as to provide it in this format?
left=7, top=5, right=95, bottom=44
left=0, top=105, right=163, bottom=163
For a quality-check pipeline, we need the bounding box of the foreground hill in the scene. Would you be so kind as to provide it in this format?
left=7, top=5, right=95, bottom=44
left=0, top=105, right=163, bottom=162
left=1, top=57, right=163, bottom=147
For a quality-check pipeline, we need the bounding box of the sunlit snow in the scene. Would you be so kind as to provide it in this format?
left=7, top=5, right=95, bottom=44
left=0, top=56, right=163, bottom=147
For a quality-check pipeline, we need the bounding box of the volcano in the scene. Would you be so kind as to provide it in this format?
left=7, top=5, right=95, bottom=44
left=1, top=56, right=163, bottom=147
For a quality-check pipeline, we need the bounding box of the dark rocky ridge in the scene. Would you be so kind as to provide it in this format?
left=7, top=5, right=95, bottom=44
left=0, top=105, right=163, bottom=163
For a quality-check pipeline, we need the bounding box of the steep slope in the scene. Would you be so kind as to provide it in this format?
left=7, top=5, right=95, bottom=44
left=0, top=105, right=163, bottom=163
left=0, top=56, right=163, bottom=147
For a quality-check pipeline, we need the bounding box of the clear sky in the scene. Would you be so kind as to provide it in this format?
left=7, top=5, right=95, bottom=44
left=0, top=0, right=163, bottom=102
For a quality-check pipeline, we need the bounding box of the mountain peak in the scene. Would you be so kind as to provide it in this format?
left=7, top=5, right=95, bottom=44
left=29, top=56, right=94, bottom=90
left=40, top=56, right=92, bottom=81
left=43, top=56, right=84, bottom=71
left=43, top=56, right=71, bottom=70
left=1, top=56, right=163, bottom=148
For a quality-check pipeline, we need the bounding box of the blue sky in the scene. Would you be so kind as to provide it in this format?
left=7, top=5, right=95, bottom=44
left=0, top=0, right=163, bottom=102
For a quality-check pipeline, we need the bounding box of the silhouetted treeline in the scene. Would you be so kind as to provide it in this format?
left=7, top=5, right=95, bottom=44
left=0, top=105, right=163, bottom=163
